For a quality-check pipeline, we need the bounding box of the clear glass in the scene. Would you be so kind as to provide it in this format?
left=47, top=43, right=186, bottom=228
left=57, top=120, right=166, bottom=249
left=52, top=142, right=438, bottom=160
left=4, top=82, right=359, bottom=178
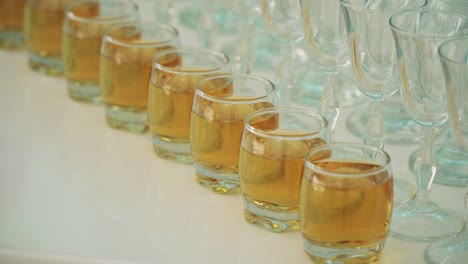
left=148, top=47, right=230, bottom=164
left=100, top=22, right=180, bottom=134
left=300, top=142, right=393, bottom=263
left=24, top=0, right=71, bottom=75
left=389, top=9, right=467, bottom=242
left=0, top=0, right=25, bottom=49
left=239, top=107, right=329, bottom=232
left=62, top=0, right=139, bottom=104
left=191, top=74, right=278, bottom=193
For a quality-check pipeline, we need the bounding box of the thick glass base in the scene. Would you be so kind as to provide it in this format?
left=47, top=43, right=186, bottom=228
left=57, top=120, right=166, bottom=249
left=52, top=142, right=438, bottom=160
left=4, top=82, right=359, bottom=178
left=242, top=196, right=299, bottom=232
left=347, top=98, right=420, bottom=145
left=67, top=80, right=102, bottom=105
left=424, top=230, right=468, bottom=264
left=151, top=134, right=192, bottom=164
left=28, top=52, right=63, bottom=76
left=303, top=238, right=385, bottom=264
left=409, top=145, right=468, bottom=187
left=390, top=200, right=465, bottom=242
left=194, top=161, right=239, bottom=194
left=105, top=105, right=148, bottom=134
left=0, top=32, right=23, bottom=49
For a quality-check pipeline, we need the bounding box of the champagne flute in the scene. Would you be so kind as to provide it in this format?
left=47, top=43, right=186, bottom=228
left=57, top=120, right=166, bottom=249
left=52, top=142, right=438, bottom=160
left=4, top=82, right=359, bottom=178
left=389, top=9, right=467, bottom=241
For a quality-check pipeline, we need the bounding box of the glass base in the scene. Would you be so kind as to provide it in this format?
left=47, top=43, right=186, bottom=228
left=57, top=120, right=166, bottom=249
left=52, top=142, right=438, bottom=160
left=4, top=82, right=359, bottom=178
left=242, top=196, right=299, bottom=232
left=390, top=200, right=465, bottom=242
left=194, top=161, right=239, bottom=194
left=346, top=98, right=420, bottom=145
left=151, top=134, right=192, bottom=164
left=105, top=105, right=148, bottom=134
left=394, top=178, right=416, bottom=205
left=409, top=145, right=468, bottom=187
left=303, top=238, right=385, bottom=264
left=424, top=230, right=468, bottom=264
left=28, top=52, right=63, bottom=76
left=0, top=32, right=23, bottom=49
left=67, top=80, right=102, bottom=105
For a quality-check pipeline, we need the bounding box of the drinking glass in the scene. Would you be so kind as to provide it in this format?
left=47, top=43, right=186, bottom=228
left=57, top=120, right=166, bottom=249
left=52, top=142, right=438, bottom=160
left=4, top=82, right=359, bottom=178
left=424, top=37, right=468, bottom=262
left=148, top=47, right=230, bottom=164
left=191, top=74, right=277, bottom=193
left=62, top=0, right=139, bottom=104
left=300, top=142, right=393, bottom=263
left=301, top=0, right=349, bottom=135
left=0, top=0, right=25, bottom=49
left=432, top=0, right=468, bottom=15
left=100, top=22, right=180, bottom=133
left=389, top=9, right=467, bottom=241
left=239, top=107, right=328, bottom=232
left=24, top=0, right=70, bottom=75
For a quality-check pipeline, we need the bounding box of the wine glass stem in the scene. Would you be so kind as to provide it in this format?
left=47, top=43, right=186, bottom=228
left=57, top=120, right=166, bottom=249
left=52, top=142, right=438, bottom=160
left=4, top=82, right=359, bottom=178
left=236, top=16, right=255, bottom=74
left=319, top=71, right=340, bottom=137
left=415, top=126, right=437, bottom=194
left=276, top=43, right=295, bottom=105
left=363, top=98, right=386, bottom=149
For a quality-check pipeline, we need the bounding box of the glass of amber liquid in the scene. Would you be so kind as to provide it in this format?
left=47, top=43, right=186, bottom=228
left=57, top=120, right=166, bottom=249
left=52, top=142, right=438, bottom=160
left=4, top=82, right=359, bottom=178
left=300, top=142, right=394, bottom=263
left=0, top=0, right=25, bottom=49
left=148, top=47, right=230, bottom=164
left=62, top=0, right=138, bottom=104
left=239, top=107, right=328, bottom=232
left=191, top=74, right=277, bottom=193
left=100, top=22, right=180, bottom=133
left=24, top=0, right=70, bottom=75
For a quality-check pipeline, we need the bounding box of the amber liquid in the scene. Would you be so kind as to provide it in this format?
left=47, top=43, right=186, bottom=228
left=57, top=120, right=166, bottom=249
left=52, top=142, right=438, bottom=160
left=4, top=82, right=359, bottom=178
left=240, top=131, right=327, bottom=208
left=148, top=68, right=215, bottom=142
left=0, top=0, right=25, bottom=32
left=100, top=45, right=178, bottom=109
left=24, top=2, right=66, bottom=59
left=300, top=161, right=393, bottom=248
left=191, top=100, right=275, bottom=173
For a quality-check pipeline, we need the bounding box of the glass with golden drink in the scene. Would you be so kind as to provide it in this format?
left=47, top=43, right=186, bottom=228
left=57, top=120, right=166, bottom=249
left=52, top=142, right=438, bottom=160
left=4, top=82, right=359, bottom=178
left=24, top=0, right=70, bottom=75
left=239, top=107, right=328, bottom=232
left=0, top=0, right=25, bottom=48
left=191, top=74, right=277, bottom=193
left=62, top=0, right=138, bottom=104
left=148, top=47, right=230, bottom=164
left=300, top=143, right=393, bottom=263
left=100, top=22, right=180, bottom=133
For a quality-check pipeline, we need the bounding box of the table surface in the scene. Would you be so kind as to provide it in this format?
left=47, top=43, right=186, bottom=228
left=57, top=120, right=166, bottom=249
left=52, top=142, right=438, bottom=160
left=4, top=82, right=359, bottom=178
left=0, top=1, right=466, bottom=263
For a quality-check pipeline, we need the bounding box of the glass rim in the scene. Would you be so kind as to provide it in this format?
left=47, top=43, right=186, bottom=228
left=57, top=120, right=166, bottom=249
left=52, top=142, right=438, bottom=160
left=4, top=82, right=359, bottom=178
left=304, top=142, right=392, bottom=178
left=194, top=73, right=277, bottom=105
left=389, top=9, right=468, bottom=38
left=102, top=21, right=179, bottom=48
left=243, top=107, right=328, bottom=141
left=152, top=47, right=230, bottom=75
left=65, top=0, right=139, bottom=24
left=438, top=36, right=468, bottom=65
left=340, top=0, right=427, bottom=13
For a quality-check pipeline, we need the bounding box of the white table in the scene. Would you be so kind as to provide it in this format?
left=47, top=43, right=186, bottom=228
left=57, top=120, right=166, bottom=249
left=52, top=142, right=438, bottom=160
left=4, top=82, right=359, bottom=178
left=0, top=2, right=466, bottom=263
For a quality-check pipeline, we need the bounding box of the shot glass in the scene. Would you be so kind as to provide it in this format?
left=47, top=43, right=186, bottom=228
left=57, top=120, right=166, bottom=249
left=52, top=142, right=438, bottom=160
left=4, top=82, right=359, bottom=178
left=100, top=22, right=180, bottom=133
left=148, top=47, right=230, bottom=164
left=62, top=0, right=139, bottom=104
left=0, top=0, right=25, bottom=49
left=24, top=0, right=70, bottom=75
left=239, top=107, right=329, bottom=232
left=300, top=143, right=393, bottom=263
left=191, top=74, right=278, bottom=193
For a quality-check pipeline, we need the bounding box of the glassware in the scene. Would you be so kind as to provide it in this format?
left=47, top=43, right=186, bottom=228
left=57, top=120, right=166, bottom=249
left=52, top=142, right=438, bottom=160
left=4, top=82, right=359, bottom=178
left=148, top=47, right=230, bottom=164
left=100, top=22, right=180, bottom=133
left=389, top=9, right=467, bottom=241
left=191, top=73, right=278, bottom=193
left=300, top=142, right=393, bottom=263
left=0, top=0, right=25, bottom=49
left=239, top=107, right=329, bottom=232
left=24, top=0, right=71, bottom=75
left=62, top=0, right=139, bottom=104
